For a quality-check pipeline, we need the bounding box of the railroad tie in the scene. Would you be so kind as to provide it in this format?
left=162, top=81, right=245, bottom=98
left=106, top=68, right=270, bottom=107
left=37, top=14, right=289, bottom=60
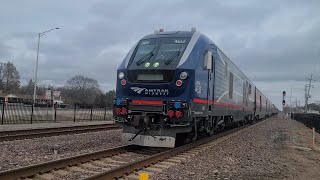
left=144, top=167, right=163, bottom=173
left=33, top=173, right=55, bottom=180
left=91, top=160, right=113, bottom=168
left=188, top=149, right=202, bottom=153
left=118, top=153, right=132, bottom=157
left=65, top=166, right=96, bottom=174
left=151, top=164, right=170, bottom=169
left=102, top=157, right=127, bottom=164
left=158, top=161, right=177, bottom=166
left=182, top=152, right=198, bottom=156
left=178, top=154, right=193, bottom=158
left=171, top=156, right=187, bottom=161
left=166, top=158, right=182, bottom=163
left=79, top=162, right=104, bottom=170
left=125, top=174, right=140, bottom=180
left=50, top=169, right=69, bottom=176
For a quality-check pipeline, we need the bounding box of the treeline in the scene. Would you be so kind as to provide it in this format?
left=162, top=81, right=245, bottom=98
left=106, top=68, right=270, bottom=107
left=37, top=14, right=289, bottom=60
left=308, top=103, right=320, bottom=112
left=284, top=103, right=320, bottom=113
left=0, top=61, right=115, bottom=107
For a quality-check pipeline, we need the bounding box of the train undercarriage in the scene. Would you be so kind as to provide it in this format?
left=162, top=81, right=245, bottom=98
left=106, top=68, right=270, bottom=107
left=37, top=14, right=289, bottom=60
left=115, top=105, right=260, bottom=148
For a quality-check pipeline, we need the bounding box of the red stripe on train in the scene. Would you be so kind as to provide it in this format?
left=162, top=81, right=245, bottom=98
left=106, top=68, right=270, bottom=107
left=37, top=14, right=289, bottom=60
left=193, top=98, right=253, bottom=109
left=131, top=100, right=163, bottom=106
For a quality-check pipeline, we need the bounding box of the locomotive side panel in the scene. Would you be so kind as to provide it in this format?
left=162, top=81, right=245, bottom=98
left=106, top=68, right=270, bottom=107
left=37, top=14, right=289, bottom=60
left=212, top=48, right=255, bottom=122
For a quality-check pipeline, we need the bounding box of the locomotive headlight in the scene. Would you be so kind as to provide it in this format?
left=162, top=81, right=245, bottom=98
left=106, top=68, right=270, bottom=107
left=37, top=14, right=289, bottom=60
left=118, top=72, right=125, bottom=79
left=179, top=71, right=188, bottom=80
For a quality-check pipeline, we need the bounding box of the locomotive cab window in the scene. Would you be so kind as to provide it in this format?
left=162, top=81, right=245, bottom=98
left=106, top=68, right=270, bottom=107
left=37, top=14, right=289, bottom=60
left=128, top=37, right=190, bottom=70
left=127, top=37, right=190, bottom=83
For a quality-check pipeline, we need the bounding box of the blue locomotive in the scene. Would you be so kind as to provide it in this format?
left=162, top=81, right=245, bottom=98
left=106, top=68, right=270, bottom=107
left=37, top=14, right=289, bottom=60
left=114, top=28, right=278, bottom=148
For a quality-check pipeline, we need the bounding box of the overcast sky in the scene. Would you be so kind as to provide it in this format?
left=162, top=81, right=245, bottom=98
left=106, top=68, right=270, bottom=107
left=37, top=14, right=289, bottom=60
left=1, top=0, right=320, bottom=108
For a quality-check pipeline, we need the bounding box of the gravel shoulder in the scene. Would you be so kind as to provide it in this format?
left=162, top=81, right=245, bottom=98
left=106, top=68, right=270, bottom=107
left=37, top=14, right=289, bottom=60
left=152, top=115, right=320, bottom=180
left=0, top=129, right=123, bottom=171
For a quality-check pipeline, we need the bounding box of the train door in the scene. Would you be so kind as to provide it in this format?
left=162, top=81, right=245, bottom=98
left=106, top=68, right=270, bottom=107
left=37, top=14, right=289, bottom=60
left=204, top=47, right=215, bottom=134
left=204, top=47, right=214, bottom=112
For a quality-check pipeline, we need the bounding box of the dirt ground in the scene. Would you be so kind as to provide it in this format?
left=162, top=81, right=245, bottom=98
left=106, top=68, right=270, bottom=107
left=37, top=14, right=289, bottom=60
left=152, top=115, right=320, bottom=180
left=283, top=117, right=320, bottom=180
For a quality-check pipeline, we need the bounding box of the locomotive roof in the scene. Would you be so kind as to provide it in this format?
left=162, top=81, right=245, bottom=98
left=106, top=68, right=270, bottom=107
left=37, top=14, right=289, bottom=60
left=142, top=31, right=195, bottom=39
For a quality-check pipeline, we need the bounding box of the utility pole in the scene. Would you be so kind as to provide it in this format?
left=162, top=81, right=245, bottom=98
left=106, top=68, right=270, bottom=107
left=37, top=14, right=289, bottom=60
left=305, top=74, right=315, bottom=112
left=282, top=91, right=286, bottom=119
left=290, top=88, right=292, bottom=113
left=33, top=27, right=60, bottom=105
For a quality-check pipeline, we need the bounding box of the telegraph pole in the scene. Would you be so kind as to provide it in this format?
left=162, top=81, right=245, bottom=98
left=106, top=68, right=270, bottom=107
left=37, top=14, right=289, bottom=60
left=305, top=74, right=315, bottom=112
left=290, top=88, right=292, bottom=113
left=282, top=91, right=286, bottom=119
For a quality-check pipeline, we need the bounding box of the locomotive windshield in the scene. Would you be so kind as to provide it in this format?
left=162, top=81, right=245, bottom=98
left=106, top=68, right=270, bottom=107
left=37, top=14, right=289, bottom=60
left=128, top=37, right=190, bottom=70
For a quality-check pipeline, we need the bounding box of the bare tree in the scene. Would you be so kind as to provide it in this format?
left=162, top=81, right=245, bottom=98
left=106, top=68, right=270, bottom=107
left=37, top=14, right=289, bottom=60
left=0, top=62, right=4, bottom=90
left=105, top=90, right=116, bottom=107
left=0, top=61, right=20, bottom=92
left=20, top=79, right=34, bottom=95
left=64, top=75, right=102, bottom=105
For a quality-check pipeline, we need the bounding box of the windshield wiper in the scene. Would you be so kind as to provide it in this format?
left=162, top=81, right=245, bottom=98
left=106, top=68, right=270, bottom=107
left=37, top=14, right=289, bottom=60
left=165, top=46, right=182, bottom=65
left=136, top=47, right=157, bottom=66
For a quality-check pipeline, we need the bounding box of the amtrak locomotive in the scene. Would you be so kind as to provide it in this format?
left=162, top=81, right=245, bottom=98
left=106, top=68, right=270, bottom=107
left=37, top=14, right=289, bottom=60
left=114, top=28, right=278, bottom=148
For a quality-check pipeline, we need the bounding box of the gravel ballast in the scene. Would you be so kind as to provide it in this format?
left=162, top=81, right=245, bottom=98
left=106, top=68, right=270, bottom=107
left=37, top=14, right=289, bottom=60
left=0, top=129, right=123, bottom=171
left=153, top=116, right=320, bottom=180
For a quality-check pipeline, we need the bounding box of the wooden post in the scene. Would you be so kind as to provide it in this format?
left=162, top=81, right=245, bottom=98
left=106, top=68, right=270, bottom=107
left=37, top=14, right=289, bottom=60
left=312, top=127, right=315, bottom=149
left=31, top=102, right=34, bottom=124
left=1, top=100, right=5, bottom=125
left=103, top=106, right=107, bottom=121
left=74, top=104, right=76, bottom=122
left=90, top=107, right=93, bottom=121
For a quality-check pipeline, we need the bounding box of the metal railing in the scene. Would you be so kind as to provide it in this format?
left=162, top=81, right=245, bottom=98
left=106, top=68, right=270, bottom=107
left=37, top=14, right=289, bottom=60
left=0, top=102, right=113, bottom=124
left=291, top=113, right=320, bottom=133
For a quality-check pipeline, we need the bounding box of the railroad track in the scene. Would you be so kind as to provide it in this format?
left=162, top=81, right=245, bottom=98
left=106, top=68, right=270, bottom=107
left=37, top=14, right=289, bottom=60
left=0, top=145, right=167, bottom=180
left=0, top=124, right=120, bottom=142
left=89, top=119, right=268, bottom=180
left=0, top=118, right=267, bottom=180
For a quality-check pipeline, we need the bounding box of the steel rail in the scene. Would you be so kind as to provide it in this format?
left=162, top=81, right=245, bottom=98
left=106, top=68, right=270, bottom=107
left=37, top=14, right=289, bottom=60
left=0, top=124, right=120, bottom=142
left=0, top=145, right=138, bottom=180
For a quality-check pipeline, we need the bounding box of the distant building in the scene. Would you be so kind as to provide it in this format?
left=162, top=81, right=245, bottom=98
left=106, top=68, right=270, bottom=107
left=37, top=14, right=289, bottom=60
left=0, top=90, right=64, bottom=105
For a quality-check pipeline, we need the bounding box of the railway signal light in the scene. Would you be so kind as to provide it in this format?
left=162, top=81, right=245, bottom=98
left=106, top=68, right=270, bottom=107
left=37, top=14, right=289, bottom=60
left=282, top=100, right=285, bottom=105
left=283, top=91, right=286, bottom=96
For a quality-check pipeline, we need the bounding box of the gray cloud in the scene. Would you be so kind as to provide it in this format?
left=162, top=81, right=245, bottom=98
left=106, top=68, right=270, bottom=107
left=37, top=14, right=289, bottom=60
left=0, top=0, right=320, bottom=108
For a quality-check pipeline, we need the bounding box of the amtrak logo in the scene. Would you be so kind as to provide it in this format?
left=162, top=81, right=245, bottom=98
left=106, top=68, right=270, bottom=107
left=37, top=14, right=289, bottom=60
left=131, top=87, right=169, bottom=96
left=131, top=87, right=146, bottom=94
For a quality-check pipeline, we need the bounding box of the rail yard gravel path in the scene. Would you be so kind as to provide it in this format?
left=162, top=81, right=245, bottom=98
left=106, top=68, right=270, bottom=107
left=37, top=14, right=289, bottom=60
left=153, top=115, right=320, bottom=180
left=0, top=129, right=123, bottom=172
